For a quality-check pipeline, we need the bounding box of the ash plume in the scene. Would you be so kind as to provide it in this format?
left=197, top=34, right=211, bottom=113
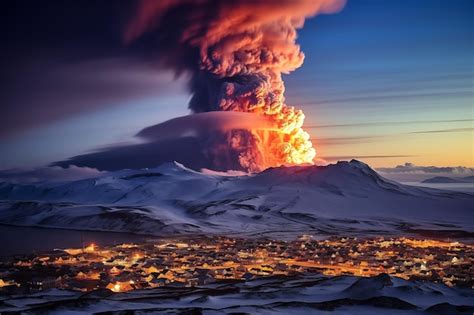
left=125, top=0, right=345, bottom=172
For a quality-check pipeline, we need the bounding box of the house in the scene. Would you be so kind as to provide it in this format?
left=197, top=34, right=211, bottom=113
left=242, top=272, right=254, bottom=281
left=149, top=277, right=168, bottom=287
left=106, top=281, right=133, bottom=292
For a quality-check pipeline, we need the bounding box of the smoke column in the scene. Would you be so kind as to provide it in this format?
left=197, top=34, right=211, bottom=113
left=125, top=0, right=345, bottom=172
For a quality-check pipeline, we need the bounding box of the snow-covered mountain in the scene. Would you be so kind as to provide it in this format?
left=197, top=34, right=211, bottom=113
left=0, top=160, right=473, bottom=238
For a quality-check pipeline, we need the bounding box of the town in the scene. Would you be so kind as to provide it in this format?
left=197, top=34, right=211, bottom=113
left=0, top=236, right=472, bottom=294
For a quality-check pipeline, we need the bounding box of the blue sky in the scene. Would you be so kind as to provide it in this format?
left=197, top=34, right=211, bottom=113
left=0, top=0, right=472, bottom=169
left=286, top=0, right=473, bottom=166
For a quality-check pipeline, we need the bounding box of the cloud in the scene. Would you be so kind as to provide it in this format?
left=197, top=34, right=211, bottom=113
left=136, top=112, right=278, bottom=141
left=308, top=123, right=473, bottom=147
left=53, top=112, right=279, bottom=172
left=0, top=58, right=186, bottom=139
left=378, top=162, right=474, bottom=174
left=122, top=0, right=347, bottom=172
left=0, top=165, right=106, bottom=184
left=304, top=119, right=473, bottom=129
left=377, top=162, right=474, bottom=182
left=53, top=137, right=230, bottom=172
left=1, top=0, right=343, bottom=171
left=409, top=128, right=473, bottom=134
left=313, top=136, right=384, bottom=146
left=0, top=1, right=191, bottom=139
left=298, top=91, right=472, bottom=107
left=323, top=155, right=416, bottom=161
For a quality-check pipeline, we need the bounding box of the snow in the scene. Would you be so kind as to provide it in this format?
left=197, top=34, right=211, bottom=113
left=1, top=274, right=473, bottom=314
left=0, top=160, right=472, bottom=237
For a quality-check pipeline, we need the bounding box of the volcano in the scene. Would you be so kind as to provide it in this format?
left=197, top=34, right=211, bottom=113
left=0, top=160, right=472, bottom=238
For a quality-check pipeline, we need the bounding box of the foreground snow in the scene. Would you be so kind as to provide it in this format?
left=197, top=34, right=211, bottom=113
left=0, top=160, right=473, bottom=238
left=1, top=274, right=473, bottom=314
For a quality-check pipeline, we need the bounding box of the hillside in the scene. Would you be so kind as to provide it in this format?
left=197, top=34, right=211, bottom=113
left=0, top=160, right=473, bottom=238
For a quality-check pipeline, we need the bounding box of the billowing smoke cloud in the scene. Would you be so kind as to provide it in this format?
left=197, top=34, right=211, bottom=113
left=125, top=0, right=345, bottom=172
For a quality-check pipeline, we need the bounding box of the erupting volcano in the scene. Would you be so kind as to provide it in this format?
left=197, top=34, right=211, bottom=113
left=125, top=0, right=345, bottom=172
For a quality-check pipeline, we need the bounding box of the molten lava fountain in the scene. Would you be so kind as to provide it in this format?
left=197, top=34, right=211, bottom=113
left=126, top=0, right=345, bottom=172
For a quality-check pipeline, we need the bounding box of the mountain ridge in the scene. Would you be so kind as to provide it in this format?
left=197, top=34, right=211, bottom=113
left=0, top=160, right=473, bottom=238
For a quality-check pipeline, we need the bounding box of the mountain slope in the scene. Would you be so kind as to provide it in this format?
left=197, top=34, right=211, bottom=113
left=0, top=160, right=473, bottom=237
left=2, top=274, right=473, bottom=314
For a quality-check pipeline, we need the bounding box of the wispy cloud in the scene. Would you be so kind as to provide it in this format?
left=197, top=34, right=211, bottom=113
left=409, top=127, right=473, bottom=134
left=312, top=136, right=383, bottom=145
left=0, top=166, right=106, bottom=183
left=309, top=123, right=473, bottom=147
left=322, top=155, right=416, bottom=161
left=298, top=91, right=472, bottom=107
left=376, top=162, right=474, bottom=182
left=304, top=119, right=473, bottom=129
left=0, top=58, right=187, bottom=139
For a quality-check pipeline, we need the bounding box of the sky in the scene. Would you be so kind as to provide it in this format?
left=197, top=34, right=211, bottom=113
left=0, top=0, right=472, bottom=170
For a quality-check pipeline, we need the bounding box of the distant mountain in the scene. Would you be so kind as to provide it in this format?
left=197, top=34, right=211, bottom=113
left=422, top=176, right=474, bottom=184
left=0, top=160, right=473, bottom=237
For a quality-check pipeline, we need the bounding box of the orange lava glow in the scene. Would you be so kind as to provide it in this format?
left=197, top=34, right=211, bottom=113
left=234, top=103, right=316, bottom=170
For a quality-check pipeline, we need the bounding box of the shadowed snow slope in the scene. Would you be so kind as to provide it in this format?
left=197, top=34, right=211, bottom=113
left=1, top=274, right=473, bottom=313
left=0, top=160, right=472, bottom=237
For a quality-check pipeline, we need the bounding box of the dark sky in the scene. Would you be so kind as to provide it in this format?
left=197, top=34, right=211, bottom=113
left=1, top=0, right=164, bottom=137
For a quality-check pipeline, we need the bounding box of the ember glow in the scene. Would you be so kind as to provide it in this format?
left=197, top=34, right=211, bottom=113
left=125, top=0, right=345, bottom=172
